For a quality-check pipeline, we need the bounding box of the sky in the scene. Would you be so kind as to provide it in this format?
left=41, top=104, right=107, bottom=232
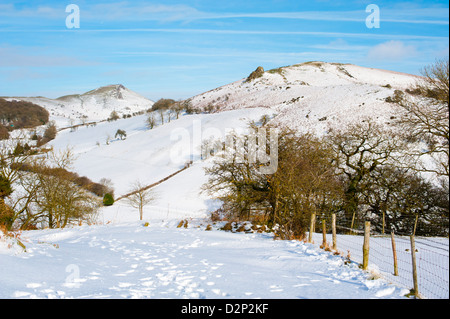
left=0, top=0, right=448, bottom=101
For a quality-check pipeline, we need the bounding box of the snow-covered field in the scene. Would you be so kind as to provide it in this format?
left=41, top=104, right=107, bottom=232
left=0, top=107, right=410, bottom=300
left=1, top=205, right=411, bottom=299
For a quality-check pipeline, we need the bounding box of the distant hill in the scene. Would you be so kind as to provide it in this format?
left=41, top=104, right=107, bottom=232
left=3, top=84, right=154, bottom=128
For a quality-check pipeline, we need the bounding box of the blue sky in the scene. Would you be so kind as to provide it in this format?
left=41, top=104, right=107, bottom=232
left=0, top=0, right=448, bottom=100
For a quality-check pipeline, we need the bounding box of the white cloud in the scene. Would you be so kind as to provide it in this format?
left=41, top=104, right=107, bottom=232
left=0, top=46, right=93, bottom=67
left=367, top=41, right=417, bottom=61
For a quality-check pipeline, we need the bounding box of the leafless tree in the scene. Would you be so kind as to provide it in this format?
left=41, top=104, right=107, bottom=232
left=126, top=181, right=157, bottom=220
left=146, top=112, right=157, bottom=129
left=327, top=119, right=406, bottom=230
left=394, top=58, right=449, bottom=180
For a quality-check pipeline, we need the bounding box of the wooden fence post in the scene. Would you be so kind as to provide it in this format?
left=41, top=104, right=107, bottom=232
left=308, top=213, right=316, bottom=243
left=322, top=219, right=327, bottom=248
left=391, top=231, right=399, bottom=276
left=332, top=213, right=337, bottom=250
left=362, top=220, right=370, bottom=270
left=410, top=235, right=419, bottom=298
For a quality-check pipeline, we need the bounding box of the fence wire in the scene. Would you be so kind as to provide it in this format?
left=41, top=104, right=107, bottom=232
left=311, top=214, right=449, bottom=299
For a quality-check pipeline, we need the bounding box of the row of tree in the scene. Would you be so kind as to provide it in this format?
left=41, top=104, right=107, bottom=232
left=146, top=99, right=188, bottom=129
left=204, top=59, right=449, bottom=238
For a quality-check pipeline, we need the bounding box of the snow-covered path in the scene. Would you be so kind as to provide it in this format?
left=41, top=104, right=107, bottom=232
left=1, top=219, right=407, bottom=299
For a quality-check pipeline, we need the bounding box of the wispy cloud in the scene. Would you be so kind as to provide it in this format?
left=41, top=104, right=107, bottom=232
left=310, top=39, right=370, bottom=51
left=2, top=28, right=446, bottom=41
left=82, top=4, right=450, bottom=25
left=367, top=40, right=418, bottom=61
left=0, top=3, right=63, bottom=18
left=0, top=2, right=447, bottom=25
left=0, top=46, right=94, bottom=67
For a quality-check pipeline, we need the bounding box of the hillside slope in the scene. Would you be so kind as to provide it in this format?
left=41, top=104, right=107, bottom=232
left=49, top=107, right=275, bottom=212
left=188, top=61, right=421, bottom=134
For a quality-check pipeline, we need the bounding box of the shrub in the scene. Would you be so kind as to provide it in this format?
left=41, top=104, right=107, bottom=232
left=152, top=98, right=175, bottom=111
left=103, top=193, right=114, bottom=206
left=89, top=183, right=109, bottom=197
left=108, top=111, right=120, bottom=121
left=177, top=219, right=189, bottom=228
left=43, top=122, right=57, bottom=141
left=75, top=176, right=93, bottom=188
left=115, top=129, right=127, bottom=140
left=385, top=90, right=404, bottom=104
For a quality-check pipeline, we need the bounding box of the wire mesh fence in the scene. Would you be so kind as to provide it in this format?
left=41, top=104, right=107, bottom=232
left=310, top=214, right=449, bottom=299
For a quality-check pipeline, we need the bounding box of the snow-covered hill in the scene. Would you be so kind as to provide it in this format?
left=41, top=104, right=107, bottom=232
left=188, top=61, right=421, bottom=134
left=1, top=61, right=447, bottom=300
left=3, top=84, right=154, bottom=128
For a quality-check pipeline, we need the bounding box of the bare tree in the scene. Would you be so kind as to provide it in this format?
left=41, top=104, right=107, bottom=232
left=171, top=101, right=184, bottom=119
left=126, top=181, right=157, bottom=220
left=158, top=108, right=165, bottom=125
left=418, top=58, right=449, bottom=103
left=146, top=112, right=157, bottom=129
left=1, top=136, right=39, bottom=230
left=33, top=149, right=100, bottom=228
left=327, top=119, right=406, bottom=230
left=393, top=58, right=449, bottom=179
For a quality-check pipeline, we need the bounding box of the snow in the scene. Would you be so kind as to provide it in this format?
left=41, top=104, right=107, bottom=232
left=1, top=62, right=447, bottom=300
left=0, top=106, right=412, bottom=299
left=0, top=214, right=410, bottom=299
left=0, top=107, right=415, bottom=300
